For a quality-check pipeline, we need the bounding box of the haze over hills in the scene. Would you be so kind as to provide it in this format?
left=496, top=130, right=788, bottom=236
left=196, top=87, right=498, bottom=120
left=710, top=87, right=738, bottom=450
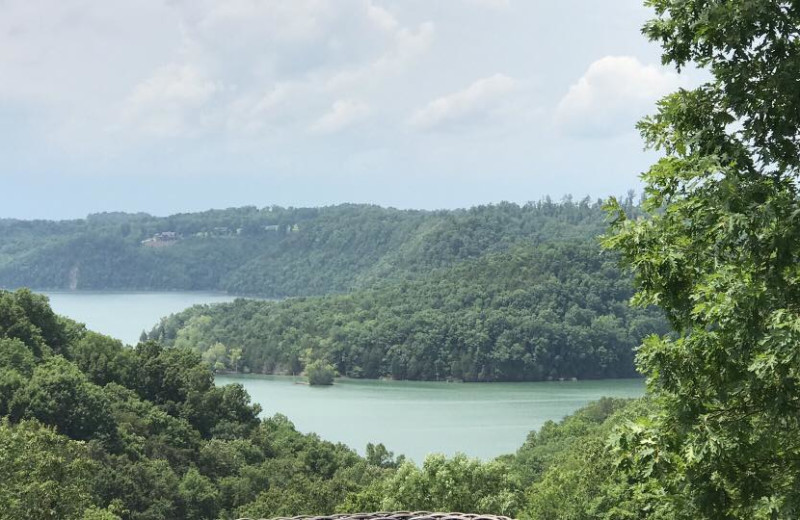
left=0, top=198, right=630, bottom=297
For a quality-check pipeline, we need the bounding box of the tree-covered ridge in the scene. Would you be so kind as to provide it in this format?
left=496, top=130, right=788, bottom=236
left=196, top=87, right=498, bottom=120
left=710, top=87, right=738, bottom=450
left=0, top=199, right=622, bottom=297
left=0, top=288, right=382, bottom=519
left=151, top=240, right=667, bottom=382
left=0, top=286, right=657, bottom=520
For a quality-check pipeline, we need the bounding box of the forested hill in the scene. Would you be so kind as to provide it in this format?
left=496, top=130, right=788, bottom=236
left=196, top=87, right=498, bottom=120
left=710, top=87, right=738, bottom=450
left=0, top=198, right=627, bottom=297
left=151, top=241, right=667, bottom=382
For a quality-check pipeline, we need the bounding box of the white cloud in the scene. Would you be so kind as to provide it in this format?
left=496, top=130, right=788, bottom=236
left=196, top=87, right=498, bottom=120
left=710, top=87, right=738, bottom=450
left=121, top=64, right=222, bottom=137
left=324, top=20, right=435, bottom=91
left=176, top=0, right=432, bottom=83
left=376, top=21, right=436, bottom=73
left=366, top=3, right=400, bottom=32
left=409, top=74, right=520, bottom=130
left=310, top=99, right=370, bottom=134
left=252, top=83, right=296, bottom=115
left=466, top=0, right=511, bottom=9
left=0, top=0, right=679, bottom=206
left=0, top=0, right=440, bottom=143
left=115, top=1, right=434, bottom=138
left=0, top=0, right=182, bottom=105
left=127, top=64, right=220, bottom=108
left=555, top=55, right=680, bottom=138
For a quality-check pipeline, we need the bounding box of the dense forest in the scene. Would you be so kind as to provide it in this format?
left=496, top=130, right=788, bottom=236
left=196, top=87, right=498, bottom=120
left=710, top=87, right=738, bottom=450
left=4, top=198, right=668, bottom=382
left=0, top=287, right=653, bottom=519
left=151, top=241, right=667, bottom=381
left=0, top=198, right=630, bottom=297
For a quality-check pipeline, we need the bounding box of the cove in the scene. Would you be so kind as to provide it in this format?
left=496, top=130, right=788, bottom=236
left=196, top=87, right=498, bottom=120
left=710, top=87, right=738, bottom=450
left=216, top=374, right=645, bottom=462
left=41, top=290, right=239, bottom=345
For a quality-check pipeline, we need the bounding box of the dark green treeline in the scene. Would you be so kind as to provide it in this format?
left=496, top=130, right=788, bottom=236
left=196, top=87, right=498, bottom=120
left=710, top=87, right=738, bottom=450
left=152, top=240, right=667, bottom=382
left=0, top=198, right=627, bottom=297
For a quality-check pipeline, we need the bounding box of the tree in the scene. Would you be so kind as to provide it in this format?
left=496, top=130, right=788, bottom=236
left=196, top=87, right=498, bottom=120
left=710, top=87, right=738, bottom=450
left=343, top=454, right=521, bottom=515
left=0, top=419, right=98, bottom=520
left=66, top=331, right=134, bottom=387
left=178, top=468, right=220, bottom=520
left=604, top=1, right=800, bottom=518
left=11, top=356, right=119, bottom=445
left=0, top=290, right=49, bottom=358
left=306, top=359, right=335, bottom=386
left=229, top=347, right=243, bottom=372
left=365, top=442, right=402, bottom=469
left=202, top=342, right=229, bottom=373
left=0, top=337, right=35, bottom=375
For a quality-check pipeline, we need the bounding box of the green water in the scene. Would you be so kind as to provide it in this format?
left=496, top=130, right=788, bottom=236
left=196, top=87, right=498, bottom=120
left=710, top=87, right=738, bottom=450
left=41, top=290, right=238, bottom=345
left=33, top=290, right=645, bottom=461
left=216, top=374, right=644, bottom=462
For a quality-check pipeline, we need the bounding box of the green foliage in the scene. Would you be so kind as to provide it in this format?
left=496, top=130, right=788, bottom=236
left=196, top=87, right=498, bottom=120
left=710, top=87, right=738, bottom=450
left=0, top=285, right=660, bottom=520
left=342, top=454, right=522, bottom=516
left=155, top=241, right=667, bottom=381
left=81, top=507, right=123, bottom=520
left=642, top=0, right=800, bottom=171
left=306, top=359, right=336, bottom=386
left=0, top=286, right=654, bottom=519
left=0, top=201, right=612, bottom=297
left=521, top=399, right=657, bottom=520
left=0, top=419, right=98, bottom=520
left=92, top=457, right=182, bottom=520
left=509, top=397, right=633, bottom=488
left=178, top=468, right=220, bottom=520
left=0, top=289, right=394, bottom=519
left=525, top=438, right=634, bottom=520
left=365, top=442, right=403, bottom=469
left=11, top=356, right=118, bottom=445
left=601, top=1, right=800, bottom=518
left=0, top=288, right=69, bottom=357
left=66, top=331, right=135, bottom=386
left=10, top=287, right=643, bottom=519
left=0, top=337, right=35, bottom=375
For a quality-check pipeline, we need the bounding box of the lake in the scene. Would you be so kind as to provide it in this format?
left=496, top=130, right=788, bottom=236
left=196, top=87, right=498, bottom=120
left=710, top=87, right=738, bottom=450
left=216, top=374, right=644, bottom=462
left=35, top=290, right=645, bottom=461
left=40, top=290, right=238, bottom=345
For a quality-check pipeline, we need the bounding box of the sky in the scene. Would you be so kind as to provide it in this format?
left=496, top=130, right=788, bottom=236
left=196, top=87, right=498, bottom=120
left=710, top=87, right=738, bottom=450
left=0, top=0, right=698, bottom=220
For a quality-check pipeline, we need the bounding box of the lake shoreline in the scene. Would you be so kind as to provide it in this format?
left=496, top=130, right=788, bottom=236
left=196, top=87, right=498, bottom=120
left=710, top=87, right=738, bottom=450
left=214, top=371, right=645, bottom=384
left=39, top=290, right=244, bottom=345
left=215, top=373, right=645, bottom=461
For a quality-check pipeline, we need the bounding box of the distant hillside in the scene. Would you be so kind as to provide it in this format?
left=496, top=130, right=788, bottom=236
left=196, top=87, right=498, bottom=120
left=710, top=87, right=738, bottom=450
left=151, top=240, right=667, bottom=382
left=0, top=198, right=626, bottom=297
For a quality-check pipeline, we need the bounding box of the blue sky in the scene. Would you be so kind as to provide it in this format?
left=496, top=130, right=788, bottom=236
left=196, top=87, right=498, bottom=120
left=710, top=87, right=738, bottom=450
left=0, top=0, right=696, bottom=219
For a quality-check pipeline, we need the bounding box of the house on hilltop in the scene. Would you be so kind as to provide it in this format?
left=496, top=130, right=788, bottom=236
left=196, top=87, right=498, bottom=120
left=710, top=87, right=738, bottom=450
left=141, top=231, right=180, bottom=247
